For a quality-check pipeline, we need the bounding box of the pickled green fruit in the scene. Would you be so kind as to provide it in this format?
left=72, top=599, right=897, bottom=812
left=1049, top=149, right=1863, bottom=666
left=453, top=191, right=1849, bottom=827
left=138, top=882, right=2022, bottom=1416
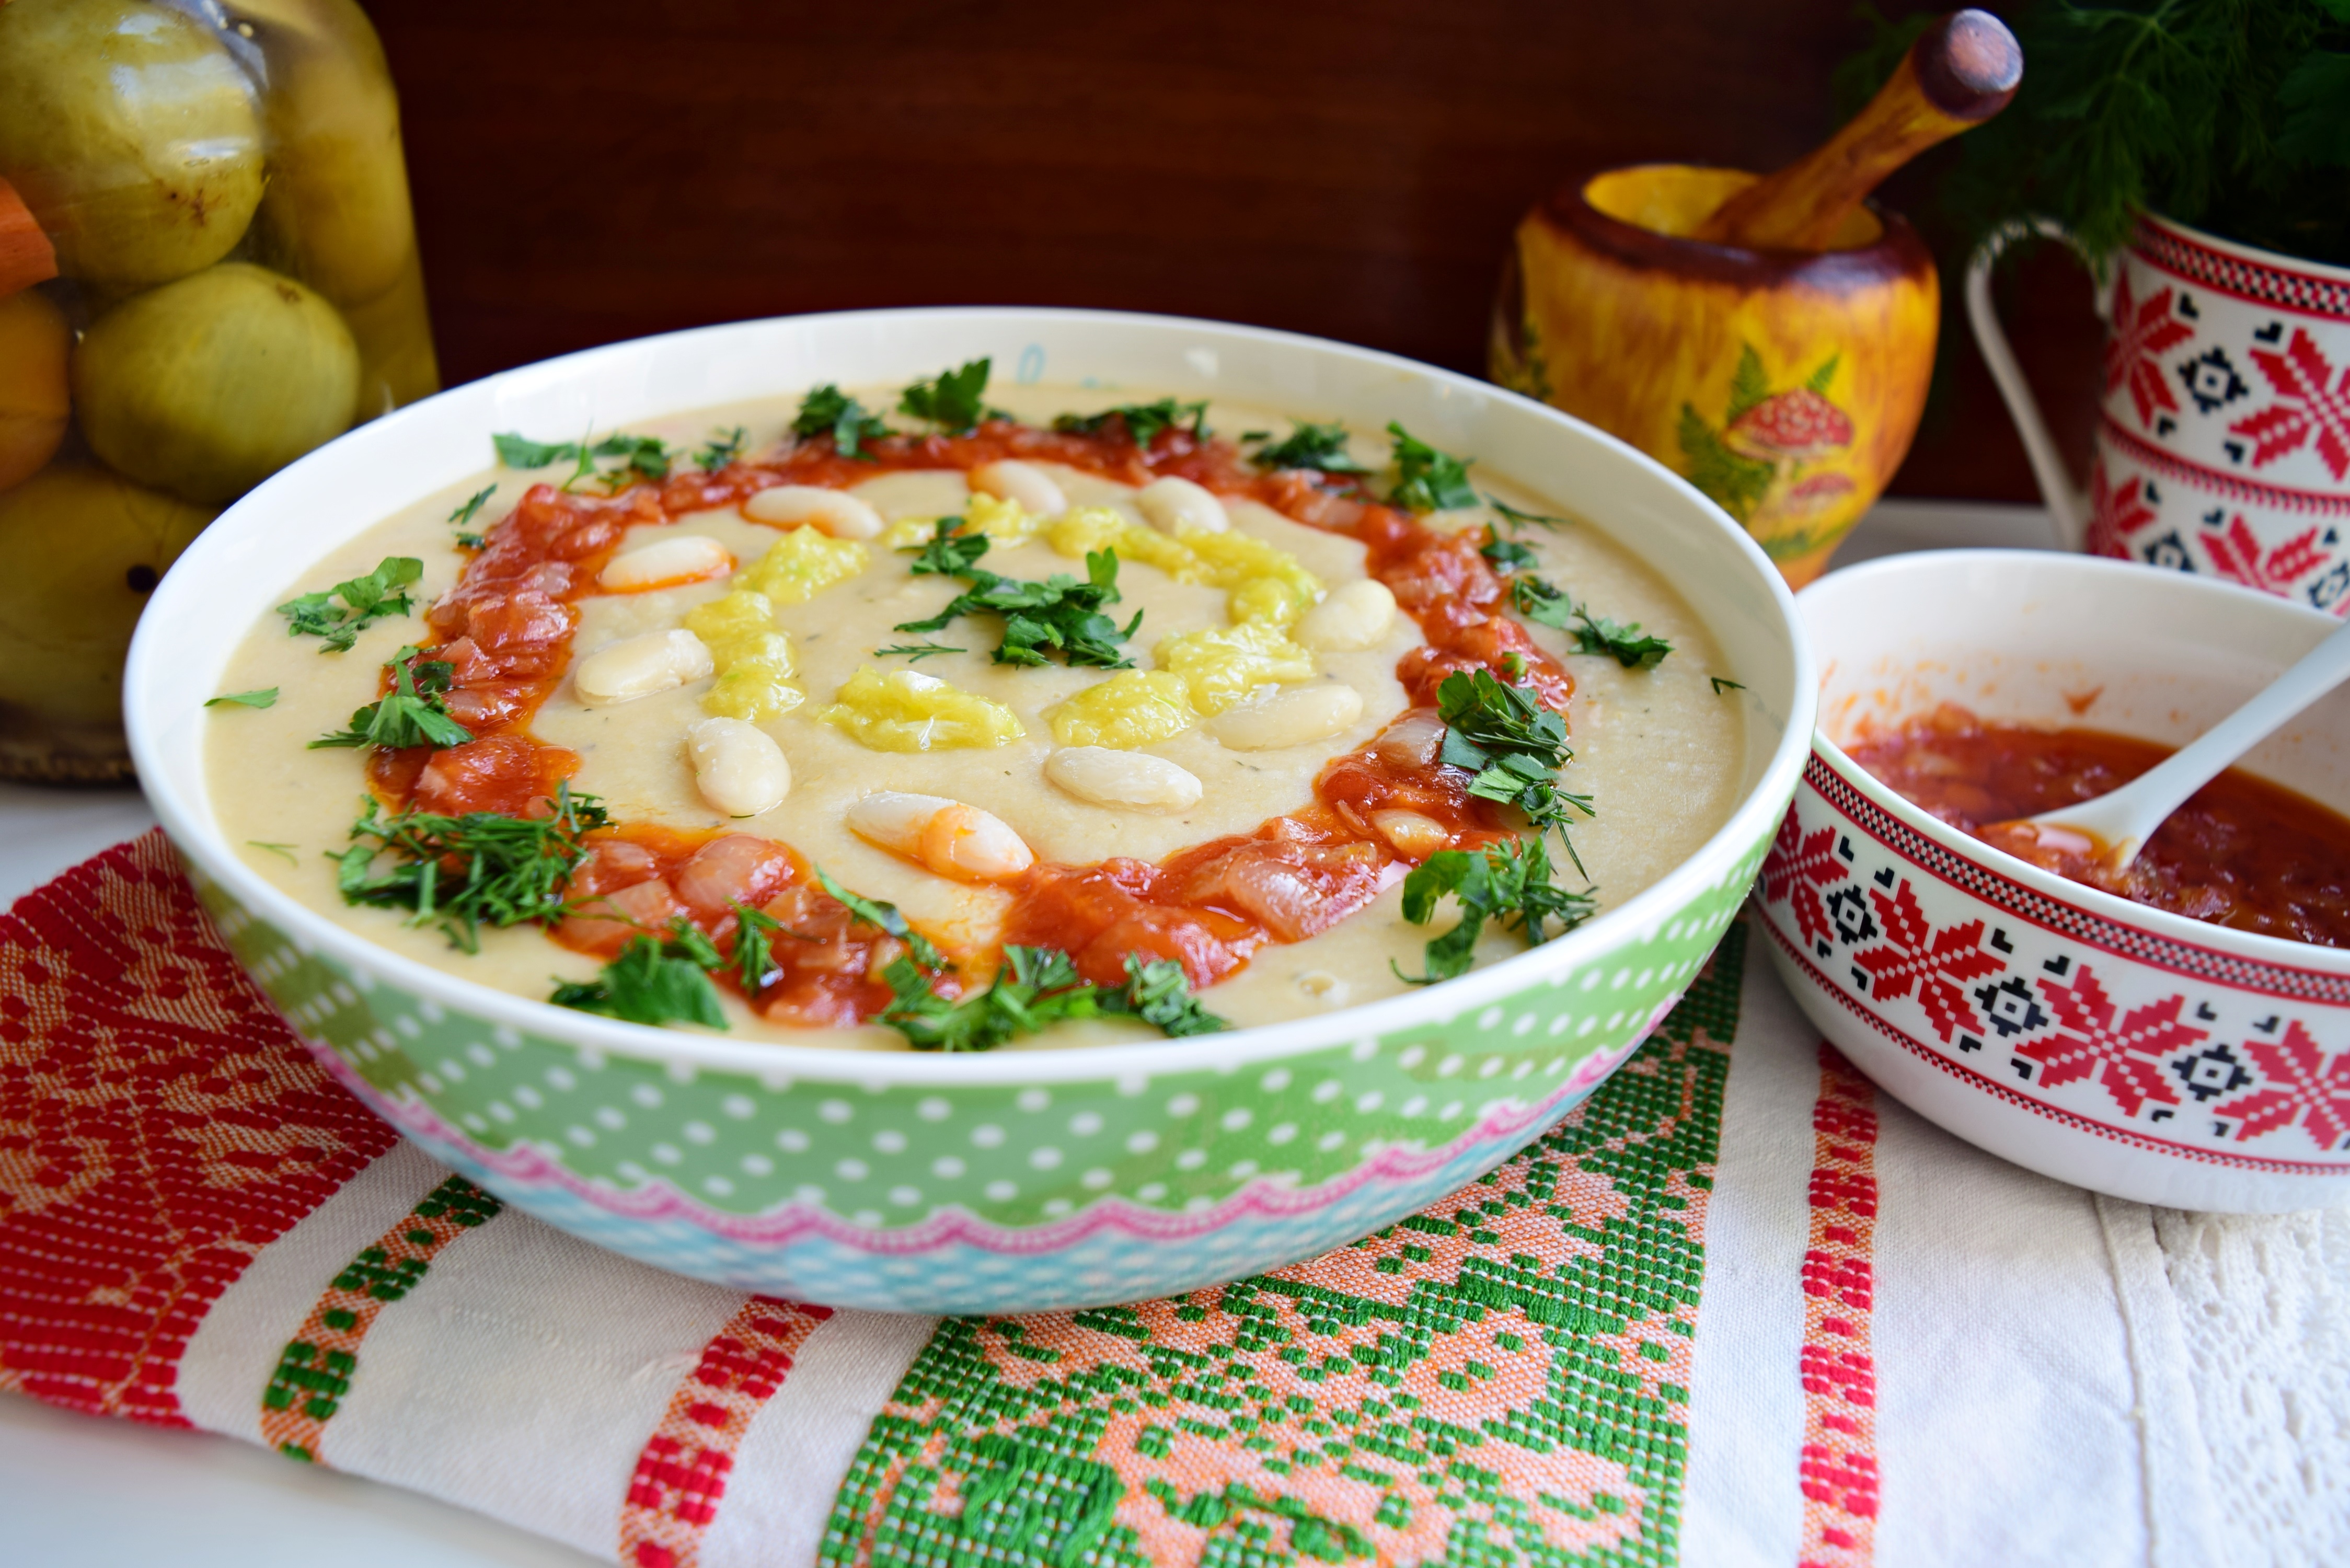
left=257, top=27, right=417, bottom=306
left=75, top=262, right=362, bottom=504
left=341, top=256, right=441, bottom=414
left=0, top=464, right=213, bottom=727
left=0, top=0, right=264, bottom=289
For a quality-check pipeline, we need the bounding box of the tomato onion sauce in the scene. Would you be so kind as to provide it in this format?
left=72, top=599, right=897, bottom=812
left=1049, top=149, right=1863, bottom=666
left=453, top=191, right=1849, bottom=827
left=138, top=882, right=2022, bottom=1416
left=369, top=419, right=1574, bottom=1025
left=1846, top=705, right=2350, bottom=948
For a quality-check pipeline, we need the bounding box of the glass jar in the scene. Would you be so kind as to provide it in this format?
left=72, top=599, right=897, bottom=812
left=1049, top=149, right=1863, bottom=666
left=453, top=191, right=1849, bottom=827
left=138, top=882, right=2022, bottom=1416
left=0, top=0, right=437, bottom=783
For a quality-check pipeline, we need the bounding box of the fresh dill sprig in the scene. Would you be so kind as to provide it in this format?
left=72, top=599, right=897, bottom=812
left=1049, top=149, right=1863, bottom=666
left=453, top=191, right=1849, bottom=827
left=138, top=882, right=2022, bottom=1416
left=333, top=782, right=609, bottom=952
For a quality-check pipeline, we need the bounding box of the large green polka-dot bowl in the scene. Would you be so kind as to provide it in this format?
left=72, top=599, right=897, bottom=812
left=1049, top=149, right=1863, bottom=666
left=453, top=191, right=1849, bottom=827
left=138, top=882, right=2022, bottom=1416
left=128, top=309, right=1814, bottom=1312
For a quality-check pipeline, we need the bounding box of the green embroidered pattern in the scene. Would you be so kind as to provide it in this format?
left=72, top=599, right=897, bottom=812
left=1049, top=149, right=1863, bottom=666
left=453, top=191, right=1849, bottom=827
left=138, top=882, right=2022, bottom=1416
left=260, top=1174, right=505, bottom=1463
left=819, top=926, right=1747, bottom=1567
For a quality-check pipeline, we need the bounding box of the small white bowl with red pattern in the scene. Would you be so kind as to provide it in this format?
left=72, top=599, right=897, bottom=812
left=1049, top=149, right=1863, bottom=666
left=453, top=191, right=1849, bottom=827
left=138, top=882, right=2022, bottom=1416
left=1758, top=549, right=2350, bottom=1212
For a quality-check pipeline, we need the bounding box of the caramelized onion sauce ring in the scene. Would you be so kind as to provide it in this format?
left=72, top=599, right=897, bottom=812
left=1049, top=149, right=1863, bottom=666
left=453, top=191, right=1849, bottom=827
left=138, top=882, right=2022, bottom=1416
left=379, top=424, right=1573, bottom=1015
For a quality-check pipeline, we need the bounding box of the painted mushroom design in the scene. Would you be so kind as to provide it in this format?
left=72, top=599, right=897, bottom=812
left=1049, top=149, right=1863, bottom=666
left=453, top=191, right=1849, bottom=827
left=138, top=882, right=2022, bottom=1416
left=1725, top=387, right=1855, bottom=520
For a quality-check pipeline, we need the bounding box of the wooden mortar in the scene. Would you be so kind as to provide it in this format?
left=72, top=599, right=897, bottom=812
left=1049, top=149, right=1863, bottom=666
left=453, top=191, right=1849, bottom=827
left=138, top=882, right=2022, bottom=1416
left=1491, top=10, right=2020, bottom=587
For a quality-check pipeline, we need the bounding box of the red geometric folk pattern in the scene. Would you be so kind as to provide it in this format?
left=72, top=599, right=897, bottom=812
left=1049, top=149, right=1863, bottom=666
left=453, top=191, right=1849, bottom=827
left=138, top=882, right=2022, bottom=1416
left=2099, top=417, right=2350, bottom=520
left=2087, top=456, right=2158, bottom=558
left=1848, top=880, right=2002, bottom=1045
left=258, top=1174, right=504, bottom=1463
left=2020, top=965, right=2207, bottom=1117
left=0, top=832, right=394, bottom=1425
left=1763, top=807, right=1846, bottom=951
left=1761, top=913, right=2346, bottom=1175
left=2103, top=271, right=2195, bottom=429
left=618, top=1295, right=833, bottom=1568
left=2135, top=217, right=2350, bottom=320
left=1798, top=1042, right=1879, bottom=1568
left=2217, top=1021, right=2350, bottom=1151
left=2233, top=327, right=2350, bottom=482
left=2203, top=514, right=2332, bottom=596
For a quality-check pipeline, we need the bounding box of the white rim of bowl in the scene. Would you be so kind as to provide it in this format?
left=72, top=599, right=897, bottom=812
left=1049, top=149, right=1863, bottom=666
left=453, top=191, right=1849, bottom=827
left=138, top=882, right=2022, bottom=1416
left=1802, top=548, right=2350, bottom=977
left=129, top=305, right=1818, bottom=1087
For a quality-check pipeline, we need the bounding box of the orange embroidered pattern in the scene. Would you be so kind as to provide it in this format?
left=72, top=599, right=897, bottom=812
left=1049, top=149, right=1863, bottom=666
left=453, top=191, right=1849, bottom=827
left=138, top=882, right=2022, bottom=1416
left=619, top=1295, right=834, bottom=1568
left=1798, top=1042, right=1880, bottom=1568
left=259, top=1174, right=504, bottom=1461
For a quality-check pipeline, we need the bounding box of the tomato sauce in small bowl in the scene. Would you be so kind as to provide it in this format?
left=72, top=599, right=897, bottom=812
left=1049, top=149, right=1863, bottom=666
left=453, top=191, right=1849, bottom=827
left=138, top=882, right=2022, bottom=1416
left=1755, top=549, right=2350, bottom=1213
left=1845, top=704, right=2350, bottom=949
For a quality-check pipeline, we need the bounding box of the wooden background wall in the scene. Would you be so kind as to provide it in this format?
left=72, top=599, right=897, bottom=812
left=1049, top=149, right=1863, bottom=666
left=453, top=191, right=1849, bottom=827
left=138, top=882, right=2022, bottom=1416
left=366, top=0, right=2101, bottom=504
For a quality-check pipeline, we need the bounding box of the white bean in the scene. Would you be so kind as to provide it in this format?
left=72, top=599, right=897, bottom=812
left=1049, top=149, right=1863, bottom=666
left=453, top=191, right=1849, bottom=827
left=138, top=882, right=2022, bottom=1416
left=573, top=629, right=715, bottom=706
left=1135, top=476, right=1229, bottom=535
left=1295, top=579, right=1398, bottom=652
left=598, top=534, right=733, bottom=591
left=1206, top=683, right=1365, bottom=752
left=686, top=718, right=791, bottom=817
left=743, top=485, right=885, bottom=539
left=1045, top=746, right=1204, bottom=813
left=846, top=791, right=1035, bottom=883
left=967, top=459, right=1066, bottom=518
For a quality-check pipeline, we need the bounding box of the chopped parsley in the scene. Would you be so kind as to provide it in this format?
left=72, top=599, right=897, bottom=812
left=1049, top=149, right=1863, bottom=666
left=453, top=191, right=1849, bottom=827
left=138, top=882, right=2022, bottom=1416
left=791, top=386, right=892, bottom=459
left=696, top=425, right=748, bottom=471
left=874, top=641, right=966, bottom=663
left=1244, top=421, right=1367, bottom=474
left=550, top=933, right=729, bottom=1029
left=1490, top=555, right=1674, bottom=671
left=894, top=532, right=1139, bottom=668
left=902, top=516, right=989, bottom=578
left=277, top=556, right=423, bottom=653
left=1488, top=495, right=1570, bottom=534
left=881, top=943, right=1102, bottom=1052
left=1478, top=524, right=1539, bottom=575
left=1508, top=573, right=1575, bottom=630
left=1386, top=422, right=1477, bottom=512
left=333, top=783, right=609, bottom=952
left=1711, top=676, right=1745, bottom=695
left=1101, top=953, right=1229, bottom=1036
left=1570, top=609, right=1672, bottom=670
left=205, top=687, right=278, bottom=709
left=897, top=358, right=996, bottom=434
left=1436, top=668, right=1594, bottom=858
left=879, top=944, right=1229, bottom=1052
left=309, top=647, right=475, bottom=752
left=1054, top=398, right=1209, bottom=446
left=814, top=867, right=947, bottom=972
left=492, top=431, right=672, bottom=489
left=1392, top=835, right=1597, bottom=985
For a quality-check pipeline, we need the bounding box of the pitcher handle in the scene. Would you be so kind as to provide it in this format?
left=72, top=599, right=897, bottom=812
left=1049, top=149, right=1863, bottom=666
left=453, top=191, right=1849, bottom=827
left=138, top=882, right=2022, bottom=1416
left=1964, top=217, right=2106, bottom=551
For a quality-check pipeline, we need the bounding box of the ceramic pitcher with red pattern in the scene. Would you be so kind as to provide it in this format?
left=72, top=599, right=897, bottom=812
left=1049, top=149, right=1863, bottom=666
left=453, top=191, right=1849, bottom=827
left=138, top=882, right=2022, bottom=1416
left=1969, top=214, right=2350, bottom=609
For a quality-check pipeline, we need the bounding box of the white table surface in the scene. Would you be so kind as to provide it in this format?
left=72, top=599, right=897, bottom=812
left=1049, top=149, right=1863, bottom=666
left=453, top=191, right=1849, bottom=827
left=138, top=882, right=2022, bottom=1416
left=0, top=500, right=2059, bottom=1565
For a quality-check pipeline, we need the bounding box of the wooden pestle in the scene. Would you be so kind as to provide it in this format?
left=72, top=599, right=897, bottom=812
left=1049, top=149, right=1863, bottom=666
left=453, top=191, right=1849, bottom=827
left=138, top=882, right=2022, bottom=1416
left=1693, top=9, right=2021, bottom=251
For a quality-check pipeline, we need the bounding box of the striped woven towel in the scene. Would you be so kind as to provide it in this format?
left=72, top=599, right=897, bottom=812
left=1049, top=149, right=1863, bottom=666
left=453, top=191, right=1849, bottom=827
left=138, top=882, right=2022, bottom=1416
left=0, top=831, right=2300, bottom=1566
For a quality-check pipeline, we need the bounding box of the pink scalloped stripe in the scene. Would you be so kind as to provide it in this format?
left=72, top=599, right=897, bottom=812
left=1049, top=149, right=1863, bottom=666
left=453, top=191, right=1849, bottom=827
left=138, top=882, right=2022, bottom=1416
left=306, top=1023, right=1655, bottom=1259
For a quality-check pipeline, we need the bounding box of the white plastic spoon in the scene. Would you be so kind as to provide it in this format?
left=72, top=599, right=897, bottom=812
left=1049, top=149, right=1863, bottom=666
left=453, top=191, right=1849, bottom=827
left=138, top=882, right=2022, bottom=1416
left=2007, top=616, right=2350, bottom=871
